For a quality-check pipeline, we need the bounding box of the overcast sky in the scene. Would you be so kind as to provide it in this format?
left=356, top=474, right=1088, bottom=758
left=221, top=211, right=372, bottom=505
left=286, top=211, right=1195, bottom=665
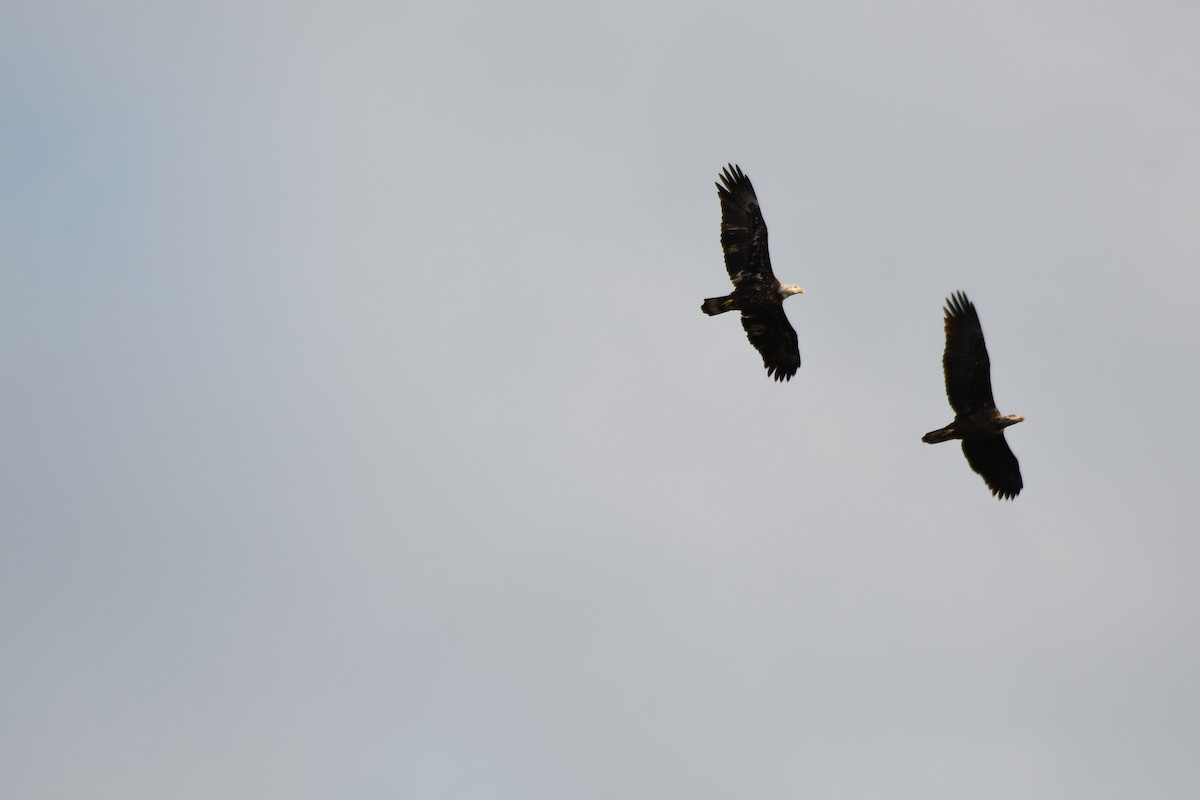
left=4, top=1, right=1200, bottom=798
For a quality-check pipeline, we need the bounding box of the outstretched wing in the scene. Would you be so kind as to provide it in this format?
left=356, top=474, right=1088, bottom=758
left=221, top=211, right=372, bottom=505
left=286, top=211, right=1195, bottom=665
left=942, top=291, right=996, bottom=415
left=962, top=435, right=1023, bottom=499
left=741, top=304, right=800, bottom=381
left=717, top=164, right=777, bottom=286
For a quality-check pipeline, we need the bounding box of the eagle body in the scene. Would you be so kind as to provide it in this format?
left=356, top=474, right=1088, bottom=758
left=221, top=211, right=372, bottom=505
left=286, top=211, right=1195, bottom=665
left=921, top=412, right=1020, bottom=444
left=923, top=292, right=1024, bottom=500
left=701, top=164, right=804, bottom=381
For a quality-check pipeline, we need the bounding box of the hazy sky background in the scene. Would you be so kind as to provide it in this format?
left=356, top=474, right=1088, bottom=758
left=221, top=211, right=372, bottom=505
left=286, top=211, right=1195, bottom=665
left=4, top=1, right=1200, bottom=797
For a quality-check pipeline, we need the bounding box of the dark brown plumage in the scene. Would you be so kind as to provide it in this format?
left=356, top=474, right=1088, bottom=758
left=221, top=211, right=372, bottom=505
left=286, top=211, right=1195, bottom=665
left=923, top=292, right=1025, bottom=500
left=701, top=164, right=804, bottom=381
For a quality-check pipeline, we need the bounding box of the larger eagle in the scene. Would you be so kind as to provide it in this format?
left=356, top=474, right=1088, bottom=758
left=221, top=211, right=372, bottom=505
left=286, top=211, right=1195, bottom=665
left=701, top=164, right=804, bottom=381
left=923, top=292, right=1025, bottom=499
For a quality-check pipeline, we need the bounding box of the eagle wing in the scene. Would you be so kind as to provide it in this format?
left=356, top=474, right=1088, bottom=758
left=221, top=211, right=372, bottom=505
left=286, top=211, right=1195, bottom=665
left=962, top=435, right=1023, bottom=499
left=942, top=291, right=996, bottom=415
left=741, top=304, right=800, bottom=382
left=716, top=164, right=777, bottom=286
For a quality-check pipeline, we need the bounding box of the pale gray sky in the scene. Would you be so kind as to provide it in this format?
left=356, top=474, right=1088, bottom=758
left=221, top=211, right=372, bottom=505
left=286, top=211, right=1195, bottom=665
left=4, top=1, right=1200, bottom=798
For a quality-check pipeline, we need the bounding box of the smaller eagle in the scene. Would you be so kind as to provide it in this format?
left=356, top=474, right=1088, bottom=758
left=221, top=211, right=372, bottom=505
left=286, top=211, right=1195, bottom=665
left=923, top=292, right=1025, bottom=500
left=701, top=164, right=804, bottom=381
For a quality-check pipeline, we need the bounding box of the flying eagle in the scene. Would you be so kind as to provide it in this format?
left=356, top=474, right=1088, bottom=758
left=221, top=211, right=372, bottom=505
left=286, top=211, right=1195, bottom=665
left=701, top=164, right=804, bottom=381
left=923, top=292, right=1025, bottom=499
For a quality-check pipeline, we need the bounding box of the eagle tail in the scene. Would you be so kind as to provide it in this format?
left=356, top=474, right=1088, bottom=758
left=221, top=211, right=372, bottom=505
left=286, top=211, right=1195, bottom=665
left=922, top=425, right=957, bottom=444
left=702, top=295, right=735, bottom=316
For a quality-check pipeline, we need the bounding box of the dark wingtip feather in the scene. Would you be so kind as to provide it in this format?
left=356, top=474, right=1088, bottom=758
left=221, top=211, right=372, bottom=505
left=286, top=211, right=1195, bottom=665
left=717, top=163, right=751, bottom=197
left=945, top=290, right=974, bottom=321
left=765, top=358, right=799, bottom=382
